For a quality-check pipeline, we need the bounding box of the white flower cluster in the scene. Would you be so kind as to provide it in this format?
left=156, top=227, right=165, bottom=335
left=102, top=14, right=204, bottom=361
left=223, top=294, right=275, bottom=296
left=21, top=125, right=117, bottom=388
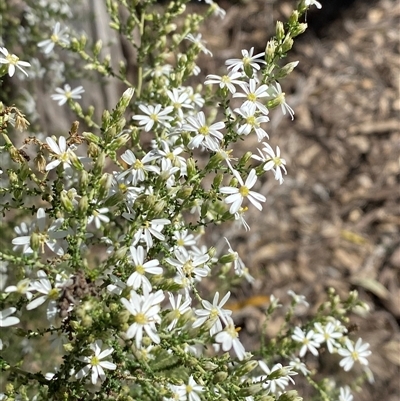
left=0, top=0, right=371, bottom=399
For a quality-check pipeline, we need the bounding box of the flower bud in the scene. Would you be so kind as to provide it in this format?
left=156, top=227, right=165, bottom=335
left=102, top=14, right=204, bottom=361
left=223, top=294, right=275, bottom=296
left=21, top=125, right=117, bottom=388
left=213, top=371, right=228, bottom=383
left=153, top=199, right=168, bottom=215
left=239, top=383, right=264, bottom=396
left=30, top=231, right=41, bottom=253
left=213, top=173, right=223, bottom=189
left=265, top=40, right=276, bottom=64
left=203, top=361, right=218, bottom=371
left=186, top=157, right=197, bottom=179
left=219, top=253, right=237, bottom=265
left=111, top=133, right=130, bottom=150
left=79, top=170, right=90, bottom=190
left=60, top=190, right=74, bottom=212
left=78, top=195, right=89, bottom=217
left=291, top=23, right=307, bottom=38
left=98, top=173, right=113, bottom=200
left=276, top=21, right=285, bottom=42
left=236, top=359, right=259, bottom=375
left=93, top=152, right=106, bottom=176
left=82, top=131, right=100, bottom=144
left=238, top=151, right=253, bottom=168
left=176, top=186, right=193, bottom=200
left=68, top=151, right=83, bottom=171
left=281, top=36, right=294, bottom=53
left=93, top=39, right=103, bottom=57
left=102, top=110, right=111, bottom=129
left=289, top=10, right=299, bottom=24
left=276, top=61, right=299, bottom=79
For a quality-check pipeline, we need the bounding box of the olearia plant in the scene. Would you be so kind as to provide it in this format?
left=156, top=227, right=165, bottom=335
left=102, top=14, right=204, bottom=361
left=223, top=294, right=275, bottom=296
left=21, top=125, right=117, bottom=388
left=0, top=0, right=372, bottom=400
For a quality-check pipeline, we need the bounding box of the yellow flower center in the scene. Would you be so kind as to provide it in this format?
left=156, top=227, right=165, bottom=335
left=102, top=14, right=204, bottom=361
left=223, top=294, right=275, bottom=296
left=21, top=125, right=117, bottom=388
left=51, top=34, right=59, bottom=43
left=6, top=54, right=19, bottom=65
left=221, top=75, right=230, bottom=83
left=136, top=265, right=145, bottom=275
left=182, top=260, right=194, bottom=277
left=150, top=113, right=158, bottom=122
left=48, top=288, right=60, bottom=300
left=239, top=186, right=249, bottom=197
left=90, top=356, right=100, bottom=366
left=247, top=93, right=257, bottom=102
left=246, top=116, right=256, bottom=126
left=242, top=56, right=251, bottom=67
left=272, top=157, right=282, bottom=167
left=135, top=312, right=148, bottom=325
left=199, top=126, right=209, bottom=136
left=133, top=159, right=144, bottom=170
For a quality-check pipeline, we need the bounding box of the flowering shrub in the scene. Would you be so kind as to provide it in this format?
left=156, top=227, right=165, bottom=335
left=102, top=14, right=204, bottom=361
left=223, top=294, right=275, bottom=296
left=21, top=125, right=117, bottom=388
left=0, top=0, right=372, bottom=400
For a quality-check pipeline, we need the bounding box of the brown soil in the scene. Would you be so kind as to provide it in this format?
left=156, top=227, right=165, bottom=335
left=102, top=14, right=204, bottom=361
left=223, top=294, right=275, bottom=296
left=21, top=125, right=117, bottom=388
left=196, top=0, right=399, bottom=400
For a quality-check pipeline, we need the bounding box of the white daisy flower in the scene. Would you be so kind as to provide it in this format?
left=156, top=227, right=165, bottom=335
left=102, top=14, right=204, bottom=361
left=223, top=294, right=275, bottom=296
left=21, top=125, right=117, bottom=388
left=38, top=22, right=69, bottom=54
left=121, top=288, right=165, bottom=348
left=0, top=47, right=31, bottom=77
left=338, top=338, right=371, bottom=372
left=204, top=71, right=244, bottom=94
left=126, top=245, right=163, bottom=292
left=51, top=84, right=84, bottom=106
left=220, top=169, right=266, bottom=214
left=183, top=111, right=225, bottom=152
left=75, top=340, right=116, bottom=385
left=225, top=47, right=266, bottom=75
left=291, top=327, right=320, bottom=357
left=132, top=104, right=174, bottom=132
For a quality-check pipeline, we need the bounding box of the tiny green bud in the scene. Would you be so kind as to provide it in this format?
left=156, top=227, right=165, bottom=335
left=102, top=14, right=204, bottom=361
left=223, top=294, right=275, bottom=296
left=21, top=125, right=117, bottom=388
left=70, top=320, right=80, bottom=330
left=93, top=152, right=106, bottom=176
left=186, top=157, right=197, bottom=179
left=87, top=142, right=100, bottom=158
left=281, top=35, right=294, bottom=53
left=60, top=191, right=74, bottom=212
left=68, top=151, right=83, bottom=171
left=208, top=246, right=216, bottom=259
left=98, top=173, right=113, bottom=200
left=153, top=199, right=168, bottom=215
left=289, top=10, right=299, bottom=24
left=82, top=131, right=100, bottom=144
left=111, top=133, right=130, bottom=150
left=114, top=245, right=128, bottom=260
left=213, top=371, right=228, bottom=383
left=276, top=21, right=285, bottom=42
left=219, top=253, right=236, bottom=265
left=238, top=151, right=253, bottom=167
left=102, top=110, right=111, bottom=128
left=240, top=383, right=264, bottom=396
left=291, top=23, right=307, bottom=37
left=105, top=192, right=125, bottom=207
left=93, top=40, right=103, bottom=57
left=203, top=361, right=218, bottom=371
left=275, top=61, right=299, bottom=79
left=78, top=195, right=89, bottom=217
left=177, top=186, right=193, bottom=200
left=30, top=231, right=40, bottom=253
left=213, top=173, right=223, bottom=189
left=8, top=170, right=18, bottom=185
left=165, top=23, right=177, bottom=34
left=79, top=170, right=90, bottom=191
left=236, top=359, right=258, bottom=375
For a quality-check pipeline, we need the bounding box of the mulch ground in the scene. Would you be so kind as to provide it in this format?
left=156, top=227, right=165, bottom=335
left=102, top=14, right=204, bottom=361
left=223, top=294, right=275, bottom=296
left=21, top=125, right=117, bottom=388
left=195, top=0, right=399, bottom=399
